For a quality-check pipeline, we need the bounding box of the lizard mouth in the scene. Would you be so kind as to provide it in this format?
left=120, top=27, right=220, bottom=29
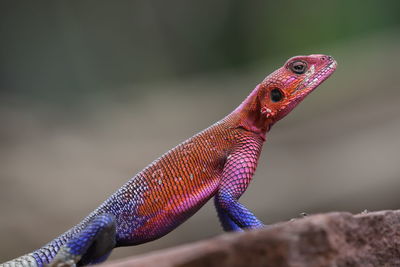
left=293, top=60, right=337, bottom=95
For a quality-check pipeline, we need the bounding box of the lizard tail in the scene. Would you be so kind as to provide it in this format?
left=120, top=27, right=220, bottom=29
left=0, top=255, right=38, bottom=267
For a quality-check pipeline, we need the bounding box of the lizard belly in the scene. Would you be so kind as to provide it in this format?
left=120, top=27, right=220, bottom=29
left=115, top=173, right=221, bottom=246
left=112, top=124, right=231, bottom=246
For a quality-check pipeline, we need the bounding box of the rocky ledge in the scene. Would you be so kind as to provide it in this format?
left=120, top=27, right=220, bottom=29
left=101, top=210, right=400, bottom=267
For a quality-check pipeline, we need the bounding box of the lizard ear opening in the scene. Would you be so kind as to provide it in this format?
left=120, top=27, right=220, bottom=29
left=270, top=88, right=283, bottom=102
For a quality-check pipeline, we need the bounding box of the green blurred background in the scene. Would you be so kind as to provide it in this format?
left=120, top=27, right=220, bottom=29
left=1, top=0, right=400, bottom=262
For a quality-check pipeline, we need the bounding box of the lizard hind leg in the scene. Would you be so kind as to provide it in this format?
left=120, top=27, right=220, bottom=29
left=48, top=214, right=117, bottom=267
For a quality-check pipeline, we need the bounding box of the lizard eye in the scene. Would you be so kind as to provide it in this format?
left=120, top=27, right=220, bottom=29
left=289, top=61, right=307, bottom=74
left=270, top=88, right=283, bottom=102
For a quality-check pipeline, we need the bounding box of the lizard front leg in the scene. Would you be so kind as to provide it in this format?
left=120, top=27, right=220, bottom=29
left=215, top=193, right=263, bottom=230
left=48, top=214, right=116, bottom=267
left=214, top=135, right=265, bottom=230
left=214, top=198, right=242, bottom=231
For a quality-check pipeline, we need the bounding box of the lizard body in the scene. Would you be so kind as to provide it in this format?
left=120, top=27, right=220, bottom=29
left=1, top=54, right=336, bottom=267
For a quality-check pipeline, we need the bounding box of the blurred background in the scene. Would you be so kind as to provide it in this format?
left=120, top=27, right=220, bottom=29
left=1, top=0, right=400, bottom=262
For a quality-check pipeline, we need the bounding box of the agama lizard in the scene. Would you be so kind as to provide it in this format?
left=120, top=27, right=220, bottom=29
left=1, top=54, right=337, bottom=267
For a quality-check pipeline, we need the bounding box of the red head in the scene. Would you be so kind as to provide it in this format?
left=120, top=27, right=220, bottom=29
left=232, top=54, right=337, bottom=136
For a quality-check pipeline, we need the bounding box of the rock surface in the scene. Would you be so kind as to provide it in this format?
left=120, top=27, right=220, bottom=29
left=101, top=210, right=400, bottom=267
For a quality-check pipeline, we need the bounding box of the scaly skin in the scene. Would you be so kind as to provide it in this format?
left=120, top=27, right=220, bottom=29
left=1, top=54, right=337, bottom=267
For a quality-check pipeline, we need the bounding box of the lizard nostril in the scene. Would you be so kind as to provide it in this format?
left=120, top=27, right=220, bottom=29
left=321, top=55, right=333, bottom=62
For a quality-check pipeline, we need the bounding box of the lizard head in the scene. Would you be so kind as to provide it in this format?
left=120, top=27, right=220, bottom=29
left=259, top=54, right=337, bottom=125
left=232, top=54, right=337, bottom=136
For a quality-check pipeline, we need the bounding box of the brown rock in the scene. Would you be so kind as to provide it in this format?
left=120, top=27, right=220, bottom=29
left=101, top=210, right=400, bottom=267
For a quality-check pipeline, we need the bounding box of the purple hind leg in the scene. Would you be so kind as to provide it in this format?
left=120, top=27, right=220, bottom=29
left=49, top=214, right=116, bottom=266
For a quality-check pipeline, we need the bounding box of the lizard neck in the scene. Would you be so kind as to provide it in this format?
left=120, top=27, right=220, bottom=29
left=225, top=84, right=271, bottom=140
